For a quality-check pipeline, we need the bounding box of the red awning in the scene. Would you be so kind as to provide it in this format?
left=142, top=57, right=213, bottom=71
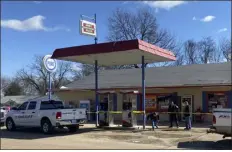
left=51, top=39, right=176, bottom=66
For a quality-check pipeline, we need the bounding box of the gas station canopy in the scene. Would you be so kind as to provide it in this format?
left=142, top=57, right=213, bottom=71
left=51, top=39, right=176, bottom=66
left=52, top=39, right=176, bottom=129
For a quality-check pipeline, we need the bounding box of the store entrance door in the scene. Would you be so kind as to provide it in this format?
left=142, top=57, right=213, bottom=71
left=181, top=95, right=193, bottom=121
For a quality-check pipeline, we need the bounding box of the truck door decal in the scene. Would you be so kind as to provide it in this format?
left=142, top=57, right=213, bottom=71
left=15, top=115, right=33, bottom=119
left=219, top=115, right=230, bottom=119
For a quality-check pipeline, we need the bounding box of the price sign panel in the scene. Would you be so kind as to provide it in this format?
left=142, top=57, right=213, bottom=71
left=80, top=20, right=96, bottom=37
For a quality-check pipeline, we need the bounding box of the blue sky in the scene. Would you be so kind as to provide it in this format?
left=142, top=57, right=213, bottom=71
left=1, top=1, right=231, bottom=77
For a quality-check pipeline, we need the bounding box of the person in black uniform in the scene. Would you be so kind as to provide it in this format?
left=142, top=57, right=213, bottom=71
left=168, top=101, right=179, bottom=128
left=184, top=101, right=191, bottom=130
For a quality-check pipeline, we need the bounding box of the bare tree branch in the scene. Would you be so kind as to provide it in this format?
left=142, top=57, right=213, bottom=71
left=107, top=8, right=181, bottom=68
left=17, top=55, right=73, bottom=95
left=197, top=37, right=216, bottom=64
left=219, top=37, right=231, bottom=62
left=184, top=40, right=198, bottom=64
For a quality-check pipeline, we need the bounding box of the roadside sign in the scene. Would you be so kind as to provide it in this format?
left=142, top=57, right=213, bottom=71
left=43, top=55, right=57, bottom=73
left=80, top=20, right=96, bottom=37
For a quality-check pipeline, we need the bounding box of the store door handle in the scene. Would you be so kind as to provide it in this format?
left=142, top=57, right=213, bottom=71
left=32, top=112, right=35, bottom=113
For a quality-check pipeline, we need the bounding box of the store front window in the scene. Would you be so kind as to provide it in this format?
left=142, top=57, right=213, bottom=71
left=207, top=92, right=228, bottom=112
left=145, top=95, right=157, bottom=113
left=157, top=94, right=173, bottom=112
left=140, top=93, right=177, bottom=113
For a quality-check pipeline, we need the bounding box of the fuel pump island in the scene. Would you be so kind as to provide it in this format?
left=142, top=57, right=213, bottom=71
left=51, top=39, right=176, bottom=129
left=97, top=90, right=138, bottom=127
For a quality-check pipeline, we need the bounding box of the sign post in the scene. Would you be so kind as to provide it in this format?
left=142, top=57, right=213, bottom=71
left=43, top=55, right=57, bottom=100
left=80, top=14, right=98, bottom=127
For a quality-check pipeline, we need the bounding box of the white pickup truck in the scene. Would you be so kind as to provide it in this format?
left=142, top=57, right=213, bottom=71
left=1, top=106, right=10, bottom=126
left=5, top=100, right=87, bottom=134
left=207, top=108, right=232, bottom=138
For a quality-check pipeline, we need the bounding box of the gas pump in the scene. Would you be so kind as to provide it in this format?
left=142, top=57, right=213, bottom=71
left=99, top=92, right=115, bottom=126
left=99, top=96, right=109, bottom=126
left=121, top=91, right=138, bottom=127
left=122, top=100, right=132, bottom=127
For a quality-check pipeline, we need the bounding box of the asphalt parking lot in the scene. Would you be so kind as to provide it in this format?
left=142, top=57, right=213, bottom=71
left=1, top=124, right=231, bottom=149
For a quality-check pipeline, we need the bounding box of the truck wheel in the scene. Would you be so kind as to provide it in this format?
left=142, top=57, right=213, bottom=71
left=58, top=126, right=64, bottom=129
left=6, top=118, right=16, bottom=131
left=41, top=119, right=53, bottom=134
left=68, top=125, right=79, bottom=133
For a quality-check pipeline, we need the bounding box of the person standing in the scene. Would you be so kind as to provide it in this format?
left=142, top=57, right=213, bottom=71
left=184, top=101, right=191, bottom=130
left=168, top=101, right=179, bottom=128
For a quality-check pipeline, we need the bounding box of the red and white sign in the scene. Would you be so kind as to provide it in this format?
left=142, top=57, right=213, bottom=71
left=80, top=20, right=96, bottom=37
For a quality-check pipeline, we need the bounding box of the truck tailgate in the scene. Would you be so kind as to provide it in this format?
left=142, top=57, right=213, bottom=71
left=60, top=108, right=86, bottom=120
left=213, top=108, right=231, bottom=127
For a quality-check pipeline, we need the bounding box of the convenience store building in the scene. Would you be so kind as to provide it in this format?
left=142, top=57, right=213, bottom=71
left=55, top=62, right=232, bottom=122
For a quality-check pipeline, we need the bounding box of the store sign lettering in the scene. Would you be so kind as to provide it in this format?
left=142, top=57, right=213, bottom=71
left=83, top=23, right=95, bottom=29
left=83, top=28, right=95, bottom=34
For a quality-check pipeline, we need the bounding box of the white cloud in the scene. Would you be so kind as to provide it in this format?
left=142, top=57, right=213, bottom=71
left=217, top=28, right=228, bottom=33
left=192, top=15, right=216, bottom=22
left=33, top=1, right=42, bottom=4
left=200, top=15, right=215, bottom=22
left=143, top=1, right=186, bottom=10
left=1, top=15, right=70, bottom=32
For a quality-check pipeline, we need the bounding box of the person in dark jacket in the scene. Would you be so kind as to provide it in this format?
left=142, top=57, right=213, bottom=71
left=184, top=101, right=191, bottom=130
left=148, top=112, right=159, bottom=130
left=168, top=101, right=179, bottom=128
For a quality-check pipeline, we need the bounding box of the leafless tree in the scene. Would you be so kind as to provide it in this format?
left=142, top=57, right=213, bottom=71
left=17, top=55, right=73, bottom=95
left=172, top=43, right=185, bottom=66
left=1, top=76, right=11, bottom=96
left=219, top=37, right=231, bottom=62
left=107, top=8, right=182, bottom=68
left=1, top=76, right=10, bottom=91
left=72, top=64, right=104, bottom=81
left=211, top=46, right=223, bottom=63
left=197, top=37, right=217, bottom=64
left=184, top=40, right=198, bottom=64
left=3, top=78, right=24, bottom=96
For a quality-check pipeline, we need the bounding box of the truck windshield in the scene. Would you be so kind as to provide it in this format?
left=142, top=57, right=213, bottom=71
left=40, top=101, right=64, bottom=110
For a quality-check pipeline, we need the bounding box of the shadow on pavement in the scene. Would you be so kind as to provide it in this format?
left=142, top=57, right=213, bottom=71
left=0, top=127, right=106, bottom=140
left=0, top=126, right=140, bottom=140
left=177, top=139, right=232, bottom=150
